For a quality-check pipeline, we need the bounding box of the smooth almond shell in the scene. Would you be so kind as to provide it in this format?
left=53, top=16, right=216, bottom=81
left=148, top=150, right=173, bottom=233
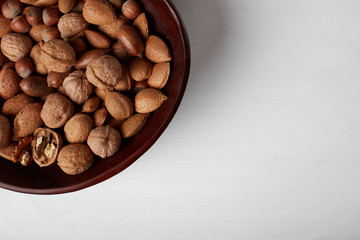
left=147, top=62, right=170, bottom=89
left=93, top=107, right=108, bottom=127
left=85, top=30, right=111, bottom=49
left=82, top=0, right=116, bottom=25
left=128, top=57, right=152, bottom=81
left=118, top=25, right=144, bottom=57
left=1, top=93, right=35, bottom=117
left=135, top=88, right=167, bottom=113
left=13, top=103, right=44, bottom=138
left=145, top=35, right=172, bottom=63
left=0, top=68, right=22, bottom=100
left=58, top=0, right=76, bottom=13
left=105, top=91, right=133, bottom=121
left=82, top=96, right=101, bottom=113
left=75, top=48, right=111, bottom=70
left=133, top=13, right=148, bottom=39
left=120, top=113, right=149, bottom=138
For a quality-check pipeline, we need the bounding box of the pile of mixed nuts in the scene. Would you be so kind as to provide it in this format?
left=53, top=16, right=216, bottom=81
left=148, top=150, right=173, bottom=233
left=0, top=0, right=171, bottom=175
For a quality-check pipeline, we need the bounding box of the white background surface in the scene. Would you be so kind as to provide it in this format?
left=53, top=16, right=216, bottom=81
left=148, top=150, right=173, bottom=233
left=2, top=0, right=360, bottom=239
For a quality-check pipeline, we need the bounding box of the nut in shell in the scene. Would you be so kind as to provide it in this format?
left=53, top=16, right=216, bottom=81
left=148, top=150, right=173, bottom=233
left=58, top=13, right=88, bottom=38
left=82, top=0, right=116, bottom=25
left=1, top=33, right=32, bottom=62
left=57, top=143, right=94, bottom=175
left=13, top=102, right=44, bottom=139
left=82, top=97, right=101, bottom=113
left=105, top=91, right=133, bottom=121
left=1, top=93, right=34, bottom=117
left=87, top=125, right=121, bottom=159
left=117, top=25, right=144, bottom=57
left=0, top=115, right=11, bottom=148
left=145, top=35, right=172, bottom=63
left=30, top=42, right=48, bottom=75
left=128, top=57, right=152, bottom=81
left=134, top=88, right=167, bottom=113
left=41, top=93, right=74, bottom=129
left=64, top=113, right=94, bottom=143
left=31, top=127, right=63, bottom=167
left=147, top=62, right=170, bottom=89
left=86, top=55, right=122, bottom=91
left=98, top=14, right=128, bottom=40
left=120, top=113, right=149, bottom=138
left=63, top=70, right=93, bottom=104
left=0, top=67, right=22, bottom=100
left=20, top=76, right=53, bottom=97
left=133, top=12, right=148, bottom=39
left=0, top=15, right=12, bottom=38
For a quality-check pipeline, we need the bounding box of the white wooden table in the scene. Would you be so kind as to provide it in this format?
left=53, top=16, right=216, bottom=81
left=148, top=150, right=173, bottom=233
left=2, top=0, right=360, bottom=239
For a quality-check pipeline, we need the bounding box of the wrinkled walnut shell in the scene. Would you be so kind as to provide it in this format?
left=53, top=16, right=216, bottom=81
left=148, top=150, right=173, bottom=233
left=41, top=93, right=74, bottom=128
left=64, top=113, right=94, bottom=143
left=57, top=143, right=94, bottom=175
left=87, top=125, right=121, bottom=158
left=63, top=70, right=93, bottom=104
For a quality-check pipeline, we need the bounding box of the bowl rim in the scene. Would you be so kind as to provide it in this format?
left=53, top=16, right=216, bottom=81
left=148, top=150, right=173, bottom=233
left=0, top=0, right=191, bottom=195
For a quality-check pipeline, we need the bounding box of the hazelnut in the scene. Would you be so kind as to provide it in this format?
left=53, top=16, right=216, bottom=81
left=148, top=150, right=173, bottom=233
left=20, top=76, right=53, bottom=97
left=64, top=113, right=94, bottom=143
left=75, top=48, right=111, bottom=70
left=41, top=93, right=74, bottom=128
left=30, top=42, right=48, bottom=75
left=105, top=91, right=133, bottom=121
left=1, top=33, right=32, bottom=62
left=86, top=55, right=122, bottom=91
left=58, top=0, right=76, bottom=14
left=58, top=13, right=88, bottom=38
left=145, top=35, right=172, bottom=63
left=29, top=23, right=47, bottom=42
left=134, top=88, right=167, bottom=113
left=120, top=113, right=149, bottom=138
left=31, top=127, right=62, bottom=167
left=40, top=39, right=76, bottom=73
left=57, top=144, right=94, bottom=175
left=82, top=0, right=116, bottom=25
left=42, top=6, right=60, bottom=26
left=121, top=0, right=142, bottom=20
left=1, top=93, right=34, bottom=117
left=10, top=15, right=31, bottom=33
left=41, top=26, right=59, bottom=42
left=127, top=57, right=152, bottom=81
left=26, top=6, right=42, bottom=26
left=15, top=57, right=34, bottom=78
left=13, top=103, right=44, bottom=139
left=87, top=125, right=121, bottom=158
left=133, top=79, right=149, bottom=94
left=117, top=25, right=144, bottom=57
left=93, top=107, right=107, bottom=127
left=47, top=69, right=72, bottom=88
left=0, top=115, right=11, bottom=148
left=63, top=70, right=93, bottom=104
left=147, top=62, right=170, bottom=89
left=0, top=14, right=12, bottom=38
left=2, top=0, right=23, bottom=19
left=0, top=67, right=22, bottom=100
left=82, top=96, right=101, bottom=113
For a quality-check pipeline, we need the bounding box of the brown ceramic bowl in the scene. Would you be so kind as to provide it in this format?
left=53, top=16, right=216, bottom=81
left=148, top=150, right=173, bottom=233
left=0, top=0, right=190, bottom=194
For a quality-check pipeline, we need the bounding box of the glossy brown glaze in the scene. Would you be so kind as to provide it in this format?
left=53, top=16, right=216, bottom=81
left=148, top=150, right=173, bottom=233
left=0, top=0, right=190, bottom=194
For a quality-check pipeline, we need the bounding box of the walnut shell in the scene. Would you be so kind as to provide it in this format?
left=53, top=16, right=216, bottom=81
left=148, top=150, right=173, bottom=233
left=58, top=13, right=88, bottom=38
left=1, top=33, right=32, bottom=62
left=13, top=103, right=44, bottom=139
left=63, top=70, right=93, bottom=104
left=0, top=115, right=11, bottom=148
left=1, top=93, right=34, bottom=117
left=57, top=143, right=94, bottom=175
left=31, top=127, right=63, bottom=167
left=64, top=113, right=94, bottom=143
left=40, top=39, right=76, bottom=73
left=30, top=42, right=48, bottom=75
left=87, top=125, right=121, bottom=158
left=86, top=55, right=122, bottom=91
left=41, top=93, right=74, bottom=128
left=105, top=91, right=133, bottom=121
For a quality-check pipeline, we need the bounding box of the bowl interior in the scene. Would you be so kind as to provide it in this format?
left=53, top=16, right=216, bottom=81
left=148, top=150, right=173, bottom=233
left=0, top=0, right=190, bottom=194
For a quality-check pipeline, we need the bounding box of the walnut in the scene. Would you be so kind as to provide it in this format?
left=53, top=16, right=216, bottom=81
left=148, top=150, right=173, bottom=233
left=64, top=113, right=94, bottom=143
left=41, top=93, right=74, bottom=128
left=58, top=13, right=88, bottom=38
left=30, top=42, right=48, bottom=75
left=87, top=125, right=121, bottom=158
left=86, top=55, right=122, bottom=91
left=40, top=39, right=76, bottom=73
left=31, top=127, right=62, bottom=167
left=63, top=70, right=93, bottom=104
left=57, top=143, right=94, bottom=175
left=0, top=33, right=32, bottom=62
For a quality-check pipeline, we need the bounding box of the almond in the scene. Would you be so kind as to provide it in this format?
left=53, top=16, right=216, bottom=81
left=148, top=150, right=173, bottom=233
left=58, top=13, right=88, bottom=38
left=0, top=14, right=13, bottom=38
left=82, top=97, right=101, bottom=113
left=75, top=48, right=111, bottom=70
left=145, top=35, right=172, bottom=63
left=147, top=62, right=170, bottom=89
left=105, top=91, right=133, bottom=121
left=127, top=57, right=152, bottom=81
left=93, top=107, right=108, bottom=127
left=58, top=0, right=76, bottom=13
left=0, top=67, right=22, bottom=100
left=133, top=12, right=149, bottom=39
left=120, top=113, right=149, bottom=138
left=1, top=93, right=35, bottom=117
left=114, top=63, right=133, bottom=92
left=82, top=0, right=116, bottom=25
left=135, top=88, right=167, bottom=113
left=98, top=14, right=128, bottom=40
left=1, top=33, right=32, bottom=62
left=117, top=25, right=144, bottom=57
left=0, top=115, right=11, bottom=148
left=13, top=102, right=44, bottom=138
left=85, top=30, right=111, bottom=49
